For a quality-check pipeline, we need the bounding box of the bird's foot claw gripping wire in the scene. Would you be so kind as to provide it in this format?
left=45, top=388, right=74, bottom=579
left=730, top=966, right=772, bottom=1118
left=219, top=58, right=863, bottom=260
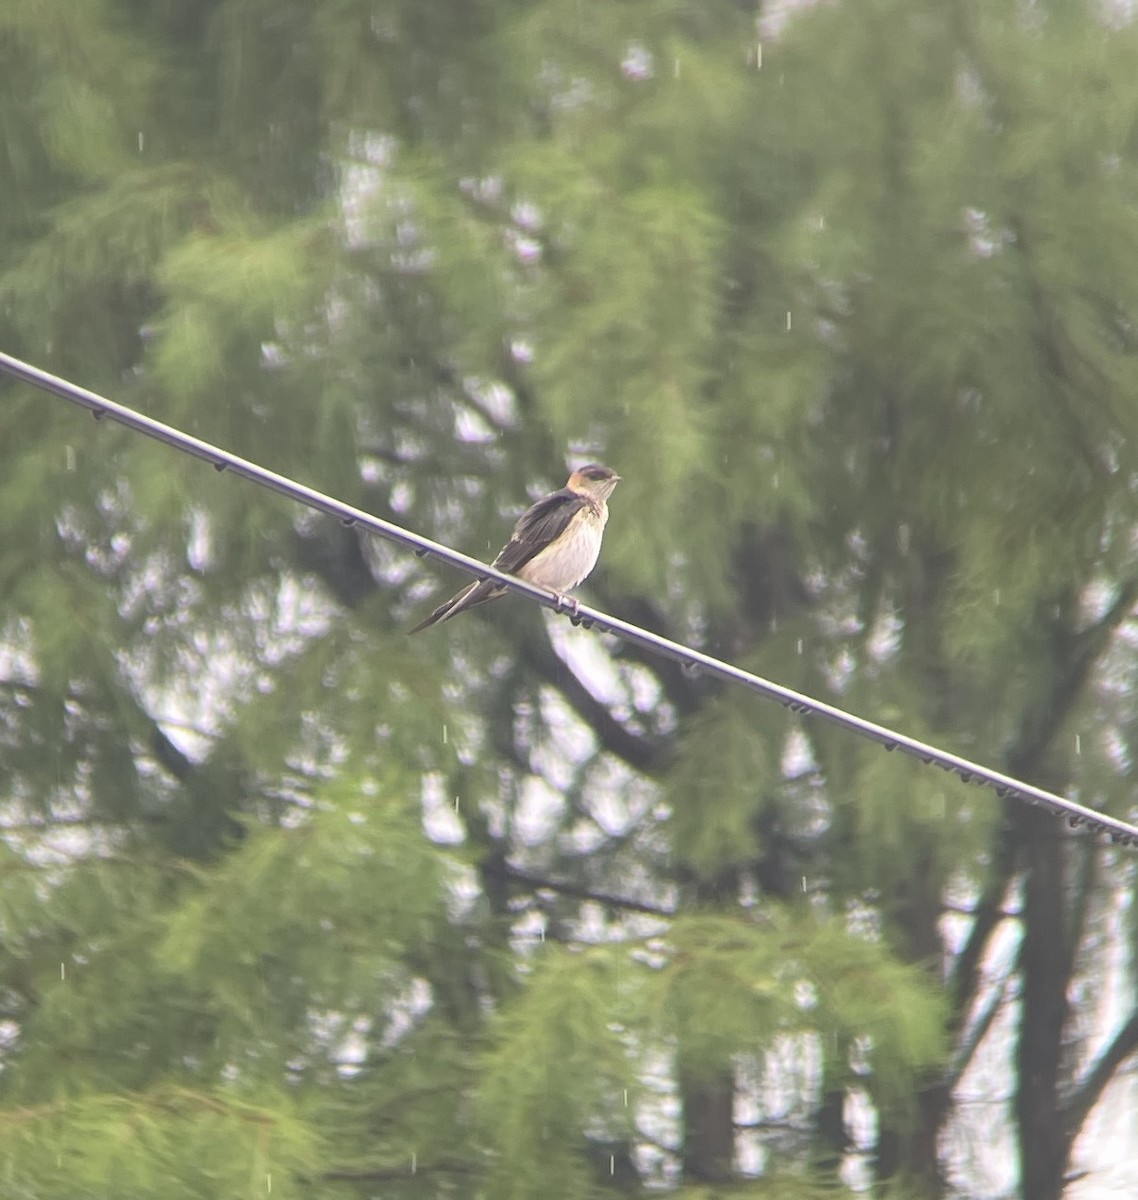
left=553, top=591, right=581, bottom=621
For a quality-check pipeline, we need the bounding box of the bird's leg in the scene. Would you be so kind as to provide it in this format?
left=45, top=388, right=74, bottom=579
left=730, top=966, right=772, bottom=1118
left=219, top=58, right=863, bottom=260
left=551, top=591, right=581, bottom=619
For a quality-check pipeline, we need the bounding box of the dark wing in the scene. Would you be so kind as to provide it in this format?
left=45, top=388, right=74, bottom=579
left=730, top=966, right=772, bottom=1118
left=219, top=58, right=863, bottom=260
left=492, top=489, right=587, bottom=575
left=409, top=488, right=584, bottom=634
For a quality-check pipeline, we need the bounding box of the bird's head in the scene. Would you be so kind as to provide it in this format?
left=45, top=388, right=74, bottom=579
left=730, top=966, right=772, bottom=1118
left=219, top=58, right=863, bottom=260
left=567, top=464, right=621, bottom=501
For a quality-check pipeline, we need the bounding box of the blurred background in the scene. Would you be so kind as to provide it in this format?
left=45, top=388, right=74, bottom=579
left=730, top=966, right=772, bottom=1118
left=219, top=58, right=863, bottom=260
left=3, top=1, right=1138, bottom=1197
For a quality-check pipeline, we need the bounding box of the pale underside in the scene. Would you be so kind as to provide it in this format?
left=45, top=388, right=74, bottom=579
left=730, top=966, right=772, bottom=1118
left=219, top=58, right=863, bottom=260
left=514, top=507, right=608, bottom=592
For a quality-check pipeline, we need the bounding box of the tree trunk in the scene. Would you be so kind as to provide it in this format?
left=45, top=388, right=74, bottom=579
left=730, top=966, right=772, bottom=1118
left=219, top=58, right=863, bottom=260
left=681, top=1070, right=735, bottom=1184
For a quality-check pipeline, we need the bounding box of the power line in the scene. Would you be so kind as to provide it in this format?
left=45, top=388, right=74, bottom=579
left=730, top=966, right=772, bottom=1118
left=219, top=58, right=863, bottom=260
left=3, top=347, right=1136, bottom=847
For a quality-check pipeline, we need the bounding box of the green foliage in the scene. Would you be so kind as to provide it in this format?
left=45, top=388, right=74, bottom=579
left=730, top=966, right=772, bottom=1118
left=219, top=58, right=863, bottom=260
left=666, top=696, right=774, bottom=876
left=159, top=778, right=458, bottom=1056
left=477, top=909, right=944, bottom=1196
left=475, top=907, right=945, bottom=1200
left=651, top=911, right=945, bottom=1092
left=152, top=221, right=334, bottom=404
left=479, top=945, right=636, bottom=1199
left=0, top=0, right=153, bottom=186
left=1, top=1085, right=320, bottom=1200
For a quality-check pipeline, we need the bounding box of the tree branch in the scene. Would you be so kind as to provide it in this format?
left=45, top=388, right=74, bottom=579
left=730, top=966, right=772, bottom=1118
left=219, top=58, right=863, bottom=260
left=486, top=861, right=673, bottom=918
left=515, top=619, right=665, bottom=777
left=1062, top=1009, right=1138, bottom=1145
left=947, top=813, right=1019, bottom=1025
left=315, top=1158, right=477, bottom=1184
left=951, top=579, right=1138, bottom=1033
left=947, top=952, right=1018, bottom=1091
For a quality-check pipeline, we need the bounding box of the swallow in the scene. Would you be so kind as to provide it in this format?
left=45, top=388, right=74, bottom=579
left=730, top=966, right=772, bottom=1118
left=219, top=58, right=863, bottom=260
left=409, top=464, right=621, bottom=633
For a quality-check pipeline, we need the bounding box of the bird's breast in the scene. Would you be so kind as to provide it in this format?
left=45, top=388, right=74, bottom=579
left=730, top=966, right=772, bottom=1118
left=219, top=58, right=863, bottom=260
left=518, top=507, right=606, bottom=591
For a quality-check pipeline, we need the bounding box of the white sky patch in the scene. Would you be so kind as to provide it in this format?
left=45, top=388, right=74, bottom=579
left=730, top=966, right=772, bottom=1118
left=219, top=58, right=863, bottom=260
left=781, top=727, right=815, bottom=778
left=514, top=775, right=564, bottom=845
left=465, top=377, right=517, bottom=427
left=0, top=617, right=38, bottom=685
left=506, top=227, right=542, bottom=265
left=868, top=607, right=902, bottom=662
left=576, top=760, right=655, bottom=843
left=420, top=772, right=465, bottom=844
left=186, top=509, right=213, bottom=571
left=759, top=0, right=817, bottom=38
left=1065, top=878, right=1138, bottom=1196
left=963, top=207, right=1010, bottom=259
left=621, top=43, right=654, bottom=81
left=841, top=1087, right=876, bottom=1190
left=941, top=893, right=1022, bottom=1197
left=454, top=406, right=496, bottom=444
left=547, top=618, right=629, bottom=707
left=340, top=133, right=396, bottom=249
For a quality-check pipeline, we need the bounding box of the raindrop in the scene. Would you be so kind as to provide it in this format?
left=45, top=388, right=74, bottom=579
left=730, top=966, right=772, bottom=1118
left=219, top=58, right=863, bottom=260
left=786, top=311, right=793, bottom=331
left=882, top=741, right=897, bottom=752
left=65, top=445, right=75, bottom=471
left=214, top=461, right=227, bottom=472
left=341, top=516, right=357, bottom=527
left=442, top=724, right=448, bottom=745
left=796, top=638, right=803, bottom=655
left=1075, top=733, right=1081, bottom=755
left=414, top=548, right=429, bottom=558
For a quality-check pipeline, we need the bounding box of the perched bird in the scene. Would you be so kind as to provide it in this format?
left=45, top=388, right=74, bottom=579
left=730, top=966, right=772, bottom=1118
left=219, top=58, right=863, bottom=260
left=409, top=464, right=620, bottom=634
